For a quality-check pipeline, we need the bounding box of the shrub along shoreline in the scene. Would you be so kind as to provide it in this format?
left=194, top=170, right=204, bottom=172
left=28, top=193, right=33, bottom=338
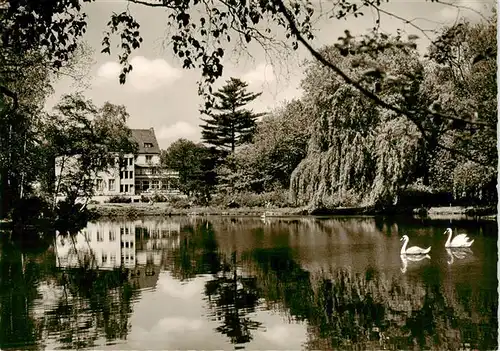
left=89, top=203, right=497, bottom=220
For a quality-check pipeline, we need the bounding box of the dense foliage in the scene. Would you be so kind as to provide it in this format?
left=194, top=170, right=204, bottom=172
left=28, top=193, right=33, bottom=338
left=217, top=99, right=312, bottom=194
left=290, top=38, right=428, bottom=207
left=423, top=18, right=497, bottom=204
left=161, top=139, right=217, bottom=203
left=44, top=94, right=138, bottom=229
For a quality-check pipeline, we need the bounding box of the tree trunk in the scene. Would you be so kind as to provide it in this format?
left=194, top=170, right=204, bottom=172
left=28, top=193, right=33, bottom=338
left=0, top=169, right=11, bottom=218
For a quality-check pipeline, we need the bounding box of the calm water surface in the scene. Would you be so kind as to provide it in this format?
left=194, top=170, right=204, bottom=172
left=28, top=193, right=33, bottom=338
left=0, top=216, right=497, bottom=350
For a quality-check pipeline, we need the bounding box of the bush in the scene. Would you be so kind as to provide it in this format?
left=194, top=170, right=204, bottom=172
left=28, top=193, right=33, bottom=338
left=211, top=189, right=294, bottom=208
left=152, top=193, right=168, bottom=202
left=169, top=196, right=191, bottom=209
left=107, top=195, right=132, bottom=203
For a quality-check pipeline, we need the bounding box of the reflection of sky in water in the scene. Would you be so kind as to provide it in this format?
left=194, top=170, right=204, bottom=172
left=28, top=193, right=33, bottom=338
left=6, top=217, right=498, bottom=350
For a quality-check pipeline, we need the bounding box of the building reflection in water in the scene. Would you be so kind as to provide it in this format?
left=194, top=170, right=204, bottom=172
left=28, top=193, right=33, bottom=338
left=55, top=220, right=181, bottom=289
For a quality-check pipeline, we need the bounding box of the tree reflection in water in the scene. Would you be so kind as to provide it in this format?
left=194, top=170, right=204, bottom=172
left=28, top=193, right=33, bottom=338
left=248, top=249, right=497, bottom=350
left=171, top=220, right=262, bottom=345
left=0, top=234, right=43, bottom=350
left=41, top=266, right=138, bottom=349
left=204, top=251, right=262, bottom=345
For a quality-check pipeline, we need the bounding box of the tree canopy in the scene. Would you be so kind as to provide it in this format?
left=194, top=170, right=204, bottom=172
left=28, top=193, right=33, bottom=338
left=161, top=138, right=217, bottom=200
left=46, top=94, right=138, bottom=208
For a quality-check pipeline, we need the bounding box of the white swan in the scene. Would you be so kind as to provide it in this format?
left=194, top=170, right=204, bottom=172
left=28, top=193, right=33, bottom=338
left=400, top=235, right=431, bottom=255
left=444, top=228, right=474, bottom=248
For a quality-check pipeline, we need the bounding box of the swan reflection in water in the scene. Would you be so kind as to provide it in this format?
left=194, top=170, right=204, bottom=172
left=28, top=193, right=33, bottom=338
left=446, top=247, right=473, bottom=265
left=400, top=254, right=430, bottom=274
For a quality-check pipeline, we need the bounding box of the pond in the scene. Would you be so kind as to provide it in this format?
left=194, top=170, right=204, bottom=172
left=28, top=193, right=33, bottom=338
left=0, top=216, right=497, bottom=350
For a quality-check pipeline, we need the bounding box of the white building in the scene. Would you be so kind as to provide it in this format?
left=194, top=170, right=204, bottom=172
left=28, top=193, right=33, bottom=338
left=55, top=128, right=181, bottom=203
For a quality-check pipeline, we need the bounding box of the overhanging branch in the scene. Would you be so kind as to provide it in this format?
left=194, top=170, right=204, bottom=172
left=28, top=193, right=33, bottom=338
left=275, top=0, right=492, bottom=129
left=274, top=0, right=493, bottom=166
left=128, top=0, right=181, bottom=8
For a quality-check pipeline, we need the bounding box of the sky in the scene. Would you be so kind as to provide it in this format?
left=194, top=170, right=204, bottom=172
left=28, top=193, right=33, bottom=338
left=44, top=0, right=493, bottom=150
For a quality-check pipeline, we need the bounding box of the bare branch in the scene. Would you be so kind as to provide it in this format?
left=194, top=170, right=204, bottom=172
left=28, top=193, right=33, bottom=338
left=366, top=2, right=436, bottom=42
left=438, top=0, right=493, bottom=23
left=128, top=0, right=177, bottom=8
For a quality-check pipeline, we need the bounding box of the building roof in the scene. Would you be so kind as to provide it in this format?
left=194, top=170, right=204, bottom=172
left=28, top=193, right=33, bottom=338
left=131, top=128, right=161, bottom=154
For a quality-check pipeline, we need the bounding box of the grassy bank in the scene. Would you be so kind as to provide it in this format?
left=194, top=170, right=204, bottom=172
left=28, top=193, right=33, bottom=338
left=88, top=202, right=307, bottom=218
left=89, top=203, right=497, bottom=220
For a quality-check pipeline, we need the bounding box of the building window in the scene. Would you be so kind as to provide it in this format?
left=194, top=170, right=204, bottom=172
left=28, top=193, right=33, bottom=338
left=146, top=155, right=152, bottom=163
left=102, top=253, right=108, bottom=263
left=120, top=184, right=124, bottom=193
left=152, top=180, right=159, bottom=189
left=129, top=171, right=133, bottom=178
left=97, top=231, right=103, bottom=242
left=124, top=184, right=129, bottom=193
left=142, top=180, right=150, bottom=191
left=96, top=178, right=104, bottom=191
left=144, top=143, right=153, bottom=148
left=108, top=179, right=115, bottom=191
left=129, top=158, right=133, bottom=166
left=109, top=230, right=115, bottom=241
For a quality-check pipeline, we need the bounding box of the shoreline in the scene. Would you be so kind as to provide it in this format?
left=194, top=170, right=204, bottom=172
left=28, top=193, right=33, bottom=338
left=88, top=203, right=497, bottom=220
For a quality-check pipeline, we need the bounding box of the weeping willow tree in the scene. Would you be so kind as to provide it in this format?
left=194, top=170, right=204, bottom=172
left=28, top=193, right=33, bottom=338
left=290, top=35, right=427, bottom=208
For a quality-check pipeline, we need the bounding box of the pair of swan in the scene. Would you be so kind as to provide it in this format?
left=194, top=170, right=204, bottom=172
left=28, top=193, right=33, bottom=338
left=400, top=227, right=474, bottom=255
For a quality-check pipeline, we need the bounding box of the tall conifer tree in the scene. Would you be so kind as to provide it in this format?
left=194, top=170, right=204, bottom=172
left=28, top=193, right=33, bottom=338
left=200, top=78, right=264, bottom=154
